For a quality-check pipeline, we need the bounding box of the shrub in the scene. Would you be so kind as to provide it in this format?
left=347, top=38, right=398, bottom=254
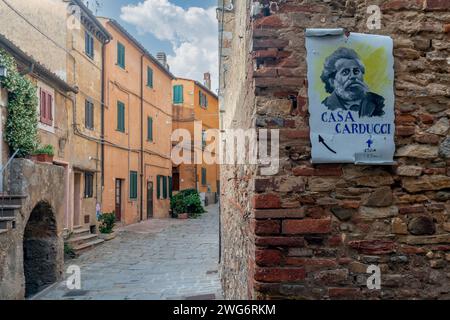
left=33, top=144, right=55, bottom=156
left=170, top=189, right=205, bottom=218
left=64, top=242, right=76, bottom=259
left=98, top=212, right=116, bottom=234
left=0, top=49, right=38, bottom=157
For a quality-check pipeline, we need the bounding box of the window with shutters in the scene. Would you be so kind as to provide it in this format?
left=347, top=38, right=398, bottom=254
left=147, top=67, right=153, bottom=88
left=173, top=85, right=183, bottom=104
left=168, top=176, right=173, bottom=198
left=39, top=88, right=53, bottom=126
left=147, top=117, right=153, bottom=141
left=199, top=91, right=208, bottom=108
left=117, top=101, right=125, bottom=132
left=85, top=99, right=94, bottom=130
left=129, top=171, right=138, bottom=199
left=201, top=168, right=207, bottom=186
left=117, top=42, right=126, bottom=69
left=85, top=31, right=94, bottom=59
left=162, top=176, right=168, bottom=199
left=156, top=175, right=161, bottom=199
left=84, top=172, right=94, bottom=198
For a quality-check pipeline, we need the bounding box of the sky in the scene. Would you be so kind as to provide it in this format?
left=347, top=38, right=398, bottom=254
left=86, top=0, right=219, bottom=92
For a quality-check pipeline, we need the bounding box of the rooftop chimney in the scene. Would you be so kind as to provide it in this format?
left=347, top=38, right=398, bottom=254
left=204, top=72, right=211, bottom=90
left=156, top=52, right=169, bottom=70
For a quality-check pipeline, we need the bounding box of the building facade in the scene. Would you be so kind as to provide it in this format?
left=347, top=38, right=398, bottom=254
left=99, top=18, right=174, bottom=224
left=219, top=0, right=450, bottom=299
left=172, top=77, right=220, bottom=202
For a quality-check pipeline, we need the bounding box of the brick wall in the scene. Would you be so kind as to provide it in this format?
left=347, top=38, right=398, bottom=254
left=220, top=0, right=450, bottom=299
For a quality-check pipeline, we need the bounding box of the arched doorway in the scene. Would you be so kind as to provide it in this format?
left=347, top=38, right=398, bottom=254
left=23, top=201, right=58, bottom=298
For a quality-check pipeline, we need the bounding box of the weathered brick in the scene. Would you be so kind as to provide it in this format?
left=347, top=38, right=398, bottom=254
left=254, top=178, right=273, bottom=193
left=285, top=258, right=338, bottom=270
left=280, top=129, right=310, bottom=141
left=255, top=236, right=305, bottom=247
left=253, top=48, right=278, bottom=59
left=282, top=219, right=332, bottom=235
left=253, top=39, right=289, bottom=49
left=256, top=249, right=283, bottom=266
left=253, top=15, right=283, bottom=29
left=293, top=165, right=343, bottom=177
left=425, top=0, right=450, bottom=10
left=328, top=287, right=362, bottom=299
left=255, top=209, right=305, bottom=219
left=255, top=220, right=281, bottom=235
left=255, top=267, right=306, bottom=282
left=348, top=240, right=396, bottom=255
left=396, top=126, right=415, bottom=136
left=253, top=67, right=277, bottom=78
left=253, top=194, right=281, bottom=209
left=399, top=205, right=426, bottom=214
left=255, top=77, right=302, bottom=88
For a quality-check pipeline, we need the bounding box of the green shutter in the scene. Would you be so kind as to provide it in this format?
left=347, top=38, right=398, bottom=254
left=147, top=67, right=153, bottom=88
left=117, top=101, right=125, bottom=132
left=147, top=117, right=153, bottom=141
left=202, top=168, right=207, bottom=186
left=157, top=175, right=161, bottom=199
left=168, top=176, right=173, bottom=198
left=163, top=176, right=168, bottom=199
left=173, top=85, right=183, bottom=104
left=117, top=42, right=125, bottom=68
left=130, top=171, right=137, bottom=199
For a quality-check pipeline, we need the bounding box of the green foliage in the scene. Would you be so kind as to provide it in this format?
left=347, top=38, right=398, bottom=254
left=98, top=212, right=116, bottom=234
left=33, top=144, right=54, bottom=156
left=0, top=49, right=39, bottom=157
left=170, top=189, right=206, bottom=218
left=64, top=242, right=76, bottom=259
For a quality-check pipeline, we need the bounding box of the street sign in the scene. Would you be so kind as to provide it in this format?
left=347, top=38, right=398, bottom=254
left=306, top=29, right=395, bottom=164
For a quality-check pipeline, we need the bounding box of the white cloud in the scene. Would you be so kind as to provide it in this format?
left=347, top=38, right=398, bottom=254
left=120, top=0, right=219, bottom=93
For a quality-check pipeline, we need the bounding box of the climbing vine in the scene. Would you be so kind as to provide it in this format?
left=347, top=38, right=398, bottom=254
left=0, top=49, right=38, bottom=157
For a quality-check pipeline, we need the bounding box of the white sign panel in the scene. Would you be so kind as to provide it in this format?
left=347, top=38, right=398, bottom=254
left=306, top=29, right=395, bottom=164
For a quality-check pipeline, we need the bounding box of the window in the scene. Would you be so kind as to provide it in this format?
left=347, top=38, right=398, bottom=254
left=85, top=99, right=94, bottom=130
left=201, top=168, right=207, bottom=186
left=162, top=176, right=168, bottom=199
left=173, top=85, right=183, bottom=104
left=157, top=175, right=161, bottom=199
left=147, top=67, right=153, bottom=88
left=84, top=172, right=94, bottom=198
left=147, top=117, right=153, bottom=141
left=129, top=171, right=138, bottom=199
left=117, top=101, right=125, bottom=132
left=85, top=31, right=94, bottom=59
left=202, top=129, right=207, bottom=149
left=39, top=88, right=53, bottom=126
left=199, top=91, right=208, bottom=108
left=117, top=42, right=125, bottom=69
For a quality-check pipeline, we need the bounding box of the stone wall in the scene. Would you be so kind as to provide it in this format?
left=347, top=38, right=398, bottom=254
left=0, top=159, right=65, bottom=299
left=220, top=0, right=450, bottom=299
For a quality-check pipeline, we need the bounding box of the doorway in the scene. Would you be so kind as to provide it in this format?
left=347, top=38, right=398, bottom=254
left=115, top=179, right=122, bottom=222
left=147, top=181, right=154, bottom=219
left=73, top=172, right=81, bottom=226
left=23, top=201, right=58, bottom=298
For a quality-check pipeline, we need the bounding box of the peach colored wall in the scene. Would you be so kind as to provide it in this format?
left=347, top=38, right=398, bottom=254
left=100, top=18, right=172, bottom=223
left=172, top=79, right=219, bottom=193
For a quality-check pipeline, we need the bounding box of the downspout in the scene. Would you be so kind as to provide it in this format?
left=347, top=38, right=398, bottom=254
left=140, top=54, right=144, bottom=221
left=101, top=41, right=106, bottom=190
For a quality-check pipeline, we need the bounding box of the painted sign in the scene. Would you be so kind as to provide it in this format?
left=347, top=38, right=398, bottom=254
left=306, top=29, right=395, bottom=164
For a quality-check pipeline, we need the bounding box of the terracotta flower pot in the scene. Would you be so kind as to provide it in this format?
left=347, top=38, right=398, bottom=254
left=178, top=213, right=189, bottom=219
left=32, top=154, right=54, bottom=163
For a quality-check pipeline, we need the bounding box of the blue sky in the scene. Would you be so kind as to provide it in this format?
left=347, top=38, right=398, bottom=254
left=88, top=0, right=219, bottom=91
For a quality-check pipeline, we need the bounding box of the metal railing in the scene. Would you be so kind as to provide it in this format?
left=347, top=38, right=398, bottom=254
left=0, top=149, right=19, bottom=194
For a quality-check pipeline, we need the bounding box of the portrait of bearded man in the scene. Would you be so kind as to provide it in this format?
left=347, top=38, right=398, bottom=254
left=320, top=47, right=385, bottom=118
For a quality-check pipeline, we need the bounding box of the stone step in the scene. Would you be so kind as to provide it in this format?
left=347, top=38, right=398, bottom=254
left=73, top=225, right=83, bottom=230
left=0, top=194, right=26, bottom=206
left=73, top=238, right=104, bottom=254
left=72, top=227, right=90, bottom=237
left=0, top=216, right=15, bottom=230
left=0, top=229, right=8, bottom=235
left=66, top=234, right=98, bottom=247
left=0, top=205, right=21, bottom=217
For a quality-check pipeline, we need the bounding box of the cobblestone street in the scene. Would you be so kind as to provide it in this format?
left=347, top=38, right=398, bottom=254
left=34, top=204, right=221, bottom=300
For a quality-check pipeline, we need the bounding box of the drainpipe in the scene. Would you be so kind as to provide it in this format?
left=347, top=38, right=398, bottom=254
left=101, top=42, right=106, bottom=190
left=140, top=54, right=144, bottom=222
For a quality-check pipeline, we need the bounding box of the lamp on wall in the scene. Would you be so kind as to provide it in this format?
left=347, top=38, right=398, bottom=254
left=0, top=65, right=7, bottom=79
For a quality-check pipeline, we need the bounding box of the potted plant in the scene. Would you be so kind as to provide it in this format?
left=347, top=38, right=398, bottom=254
left=170, top=189, right=206, bottom=219
left=97, top=212, right=117, bottom=241
left=31, top=144, right=54, bottom=163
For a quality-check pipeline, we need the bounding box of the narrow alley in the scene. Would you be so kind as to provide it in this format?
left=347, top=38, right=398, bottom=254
left=33, top=204, right=221, bottom=300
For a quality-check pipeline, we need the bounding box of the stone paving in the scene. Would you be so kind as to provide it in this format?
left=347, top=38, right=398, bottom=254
left=34, top=204, right=221, bottom=300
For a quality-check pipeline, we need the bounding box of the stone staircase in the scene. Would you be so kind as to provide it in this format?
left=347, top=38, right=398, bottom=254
left=0, top=194, right=26, bottom=234
left=65, top=225, right=104, bottom=255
